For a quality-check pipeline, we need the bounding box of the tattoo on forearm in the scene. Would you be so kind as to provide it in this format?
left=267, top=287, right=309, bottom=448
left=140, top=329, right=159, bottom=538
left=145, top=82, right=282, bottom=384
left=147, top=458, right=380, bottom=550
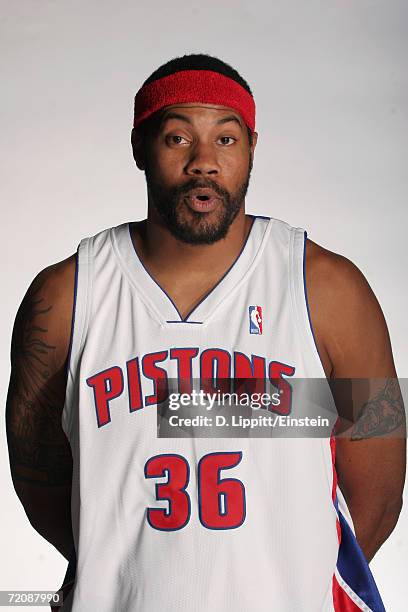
left=6, top=275, right=72, bottom=486
left=350, top=378, right=406, bottom=440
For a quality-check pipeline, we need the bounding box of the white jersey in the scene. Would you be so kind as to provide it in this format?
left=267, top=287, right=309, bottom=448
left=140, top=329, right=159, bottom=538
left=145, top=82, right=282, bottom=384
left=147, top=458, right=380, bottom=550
left=57, top=215, right=385, bottom=612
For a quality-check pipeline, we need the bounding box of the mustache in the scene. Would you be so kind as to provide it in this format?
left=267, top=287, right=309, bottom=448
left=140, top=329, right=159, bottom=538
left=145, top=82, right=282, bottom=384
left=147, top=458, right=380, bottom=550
left=176, top=179, right=227, bottom=199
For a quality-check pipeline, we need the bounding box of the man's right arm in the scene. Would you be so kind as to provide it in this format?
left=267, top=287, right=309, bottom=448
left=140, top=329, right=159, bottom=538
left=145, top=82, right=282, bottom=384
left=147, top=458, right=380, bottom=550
left=5, top=254, right=76, bottom=561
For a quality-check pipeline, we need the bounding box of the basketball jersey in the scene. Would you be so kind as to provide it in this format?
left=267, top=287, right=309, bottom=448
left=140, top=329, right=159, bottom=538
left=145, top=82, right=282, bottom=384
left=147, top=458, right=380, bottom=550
left=57, top=215, right=386, bottom=612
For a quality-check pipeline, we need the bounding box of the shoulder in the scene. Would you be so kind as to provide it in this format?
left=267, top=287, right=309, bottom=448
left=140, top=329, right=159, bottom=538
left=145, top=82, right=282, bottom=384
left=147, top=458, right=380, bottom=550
left=305, top=236, right=380, bottom=311
left=305, top=237, right=365, bottom=285
left=25, top=254, right=77, bottom=329
left=12, top=254, right=77, bottom=371
left=29, top=254, right=76, bottom=298
left=304, top=237, right=394, bottom=377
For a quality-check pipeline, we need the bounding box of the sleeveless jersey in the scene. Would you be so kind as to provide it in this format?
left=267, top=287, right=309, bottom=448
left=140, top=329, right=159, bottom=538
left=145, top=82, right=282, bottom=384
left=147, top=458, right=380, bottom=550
left=57, top=215, right=386, bottom=612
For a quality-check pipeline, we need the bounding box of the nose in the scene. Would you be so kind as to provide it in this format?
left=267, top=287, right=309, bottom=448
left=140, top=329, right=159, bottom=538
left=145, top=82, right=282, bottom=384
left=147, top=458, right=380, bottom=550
left=184, top=141, right=220, bottom=176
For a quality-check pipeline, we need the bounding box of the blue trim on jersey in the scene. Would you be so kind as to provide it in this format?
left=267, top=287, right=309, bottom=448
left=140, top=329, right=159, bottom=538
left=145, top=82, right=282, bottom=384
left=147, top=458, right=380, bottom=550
left=302, top=230, right=326, bottom=371
left=64, top=248, right=79, bottom=381
left=128, top=223, right=185, bottom=321
left=183, top=215, right=257, bottom=322
left=335, top=499, right=386, bottom=611
left=165, top=320, right=203, bottom=324
left=129, top=215, right=257, bottom=323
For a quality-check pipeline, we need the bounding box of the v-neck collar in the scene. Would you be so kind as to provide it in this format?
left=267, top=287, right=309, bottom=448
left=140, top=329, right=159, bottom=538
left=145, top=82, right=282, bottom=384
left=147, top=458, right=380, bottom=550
left=112, top=215, right=274, bottom=326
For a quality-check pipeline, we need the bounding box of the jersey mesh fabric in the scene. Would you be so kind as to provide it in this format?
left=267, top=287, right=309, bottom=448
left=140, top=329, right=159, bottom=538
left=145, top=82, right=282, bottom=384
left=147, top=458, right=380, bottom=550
left=57, top=215, right=385, bottom=612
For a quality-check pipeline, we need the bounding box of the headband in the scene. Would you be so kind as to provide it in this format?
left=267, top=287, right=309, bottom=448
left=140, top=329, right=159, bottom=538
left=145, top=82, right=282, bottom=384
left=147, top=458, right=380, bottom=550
left=133, top=69, right=256, bottom=133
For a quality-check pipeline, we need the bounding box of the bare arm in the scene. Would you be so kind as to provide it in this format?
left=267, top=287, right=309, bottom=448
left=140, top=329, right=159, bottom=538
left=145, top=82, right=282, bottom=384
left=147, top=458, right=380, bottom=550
left=6, top=255, right=76, bottom=561
left=306, top=239, right=406, bottom=562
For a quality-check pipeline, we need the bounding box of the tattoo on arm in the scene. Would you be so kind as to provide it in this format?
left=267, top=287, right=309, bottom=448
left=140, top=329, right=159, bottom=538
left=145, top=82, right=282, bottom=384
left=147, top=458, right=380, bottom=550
left=6, top=275, right=73, bottom=486
left=350, top=378, right=406, bottom=441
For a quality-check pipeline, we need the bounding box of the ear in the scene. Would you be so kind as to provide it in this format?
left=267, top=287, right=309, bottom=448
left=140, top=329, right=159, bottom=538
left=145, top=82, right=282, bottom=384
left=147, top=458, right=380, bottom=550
left=131, top=128, right=146, bottom=170
left=250, top=131, right=258, bottom=156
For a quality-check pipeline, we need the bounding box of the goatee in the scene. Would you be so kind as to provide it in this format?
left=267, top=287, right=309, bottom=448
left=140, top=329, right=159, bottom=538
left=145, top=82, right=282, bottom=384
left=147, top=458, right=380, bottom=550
left=145, top=156, right=253, bottom=245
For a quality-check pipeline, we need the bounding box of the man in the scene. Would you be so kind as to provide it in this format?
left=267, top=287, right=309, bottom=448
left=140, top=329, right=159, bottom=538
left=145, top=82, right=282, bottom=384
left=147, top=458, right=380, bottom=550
left=6, top=53, right=406, bottom=611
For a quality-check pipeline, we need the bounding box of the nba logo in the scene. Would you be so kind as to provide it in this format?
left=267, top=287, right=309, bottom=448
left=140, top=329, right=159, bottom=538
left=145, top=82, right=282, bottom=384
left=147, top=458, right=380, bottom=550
left=249, top=306, right=263, bottom=335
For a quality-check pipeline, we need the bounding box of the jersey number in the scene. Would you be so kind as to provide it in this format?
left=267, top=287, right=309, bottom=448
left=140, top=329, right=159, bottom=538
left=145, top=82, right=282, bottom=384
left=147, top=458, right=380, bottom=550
left=144, top=451, right=246, bottom=531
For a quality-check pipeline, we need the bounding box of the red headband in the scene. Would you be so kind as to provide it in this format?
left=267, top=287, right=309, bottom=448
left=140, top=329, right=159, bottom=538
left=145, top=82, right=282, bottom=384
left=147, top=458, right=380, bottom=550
left=133, top=69, right=256, bottom=133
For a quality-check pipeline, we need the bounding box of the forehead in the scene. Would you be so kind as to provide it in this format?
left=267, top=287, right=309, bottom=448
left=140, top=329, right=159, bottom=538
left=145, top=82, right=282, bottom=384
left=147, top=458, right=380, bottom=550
left=158, top=103, right=244, bottom=126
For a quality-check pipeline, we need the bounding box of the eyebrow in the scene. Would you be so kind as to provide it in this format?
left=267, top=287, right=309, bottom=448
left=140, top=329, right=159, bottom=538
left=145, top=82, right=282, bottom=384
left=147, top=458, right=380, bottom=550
left=160, top=111, right=243, bottom=129
left=217, top=115, right=243, bottom=128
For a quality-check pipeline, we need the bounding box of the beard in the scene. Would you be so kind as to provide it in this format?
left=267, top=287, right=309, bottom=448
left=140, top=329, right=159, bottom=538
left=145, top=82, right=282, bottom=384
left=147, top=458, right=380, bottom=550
left=144, top=155, right=253, bottom=245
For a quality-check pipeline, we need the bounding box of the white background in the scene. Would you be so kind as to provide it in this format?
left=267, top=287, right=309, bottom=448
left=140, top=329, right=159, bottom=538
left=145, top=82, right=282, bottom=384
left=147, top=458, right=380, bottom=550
left=1, top=1, right=407, bottom=610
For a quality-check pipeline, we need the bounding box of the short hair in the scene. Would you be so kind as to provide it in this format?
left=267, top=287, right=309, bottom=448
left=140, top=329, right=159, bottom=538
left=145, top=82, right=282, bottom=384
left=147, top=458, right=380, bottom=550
left=136, top=53, right=254, bottom=146
left=141, top=53, right=253, bottom=95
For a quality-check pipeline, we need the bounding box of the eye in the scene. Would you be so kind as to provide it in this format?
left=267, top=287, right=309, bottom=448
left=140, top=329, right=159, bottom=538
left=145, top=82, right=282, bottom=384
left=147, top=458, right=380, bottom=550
left=167, top=135, right=189, bottom=145
left=218, top=136, right=236, bottom=146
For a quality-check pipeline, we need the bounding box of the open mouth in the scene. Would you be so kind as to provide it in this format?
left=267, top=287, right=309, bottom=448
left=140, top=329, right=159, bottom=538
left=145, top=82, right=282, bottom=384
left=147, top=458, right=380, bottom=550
left=186, top=187, right=220, bottom=199
left=184, top=187, right=221, bottom=212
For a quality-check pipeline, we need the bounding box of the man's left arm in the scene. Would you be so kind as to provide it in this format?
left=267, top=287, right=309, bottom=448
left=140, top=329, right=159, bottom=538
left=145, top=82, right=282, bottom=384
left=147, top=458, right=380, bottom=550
left=307, top=242, right=406, bottom=562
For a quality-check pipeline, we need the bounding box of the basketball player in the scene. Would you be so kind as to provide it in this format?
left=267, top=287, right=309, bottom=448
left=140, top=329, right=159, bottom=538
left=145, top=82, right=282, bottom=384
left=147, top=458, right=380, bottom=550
left=6, top=54, right=406, bottom=611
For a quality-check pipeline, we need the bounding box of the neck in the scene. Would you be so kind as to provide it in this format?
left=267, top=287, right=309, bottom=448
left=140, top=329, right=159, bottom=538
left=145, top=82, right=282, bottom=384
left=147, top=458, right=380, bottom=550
left=132, top=206, right=253, bottom=280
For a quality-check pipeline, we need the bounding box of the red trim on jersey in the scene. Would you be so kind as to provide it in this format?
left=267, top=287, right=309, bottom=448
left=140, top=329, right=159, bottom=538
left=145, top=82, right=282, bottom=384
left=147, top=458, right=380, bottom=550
left=330, top=425, right=342, bottom=544
left=133, top=70, right=256, bottom=132
left=335, top=515, right=342, bottom=543
left=330, top=424, right=338, bottom=502
left=332, top=573, right=364, bottom=611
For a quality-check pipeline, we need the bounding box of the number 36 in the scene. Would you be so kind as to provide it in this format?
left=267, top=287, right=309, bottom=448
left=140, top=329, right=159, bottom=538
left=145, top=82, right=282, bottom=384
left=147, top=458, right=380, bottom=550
left=144, top=451, right=246, bottom=531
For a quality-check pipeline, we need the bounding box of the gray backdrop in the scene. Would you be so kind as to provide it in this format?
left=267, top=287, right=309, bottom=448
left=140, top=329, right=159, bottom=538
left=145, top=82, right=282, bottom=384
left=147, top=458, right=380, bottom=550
left=1, top=1, right=407, bottom=610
